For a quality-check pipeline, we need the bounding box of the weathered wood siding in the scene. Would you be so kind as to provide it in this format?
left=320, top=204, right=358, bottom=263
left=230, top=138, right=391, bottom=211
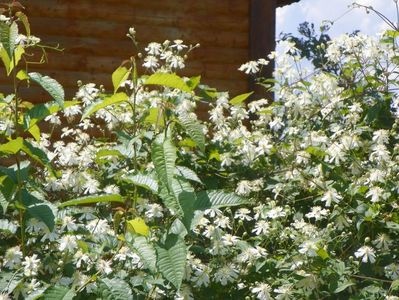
left=2, top=0, right=255, bottom=103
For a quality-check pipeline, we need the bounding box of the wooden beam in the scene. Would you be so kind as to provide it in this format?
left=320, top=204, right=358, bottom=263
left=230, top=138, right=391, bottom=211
left=249, top=0, right=276, bottom=97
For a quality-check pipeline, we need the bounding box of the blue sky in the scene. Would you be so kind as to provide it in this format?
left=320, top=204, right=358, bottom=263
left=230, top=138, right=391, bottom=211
left=276, top=0, right=397, bottom=38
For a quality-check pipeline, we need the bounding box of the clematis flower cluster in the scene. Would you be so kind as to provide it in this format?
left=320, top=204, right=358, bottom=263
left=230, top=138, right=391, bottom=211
left=1, top=22, right=399, bottom=299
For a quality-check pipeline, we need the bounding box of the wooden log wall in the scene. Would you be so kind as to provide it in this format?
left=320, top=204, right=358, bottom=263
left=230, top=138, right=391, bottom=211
left=0, top=0, right=257, bottom=106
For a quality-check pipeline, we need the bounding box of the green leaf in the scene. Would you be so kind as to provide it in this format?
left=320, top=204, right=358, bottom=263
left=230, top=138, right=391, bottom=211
left=0, top=271, right=22, bottom=294
left=0, top=161, right=30, bottom=184
left=152, top=136, right=177, bottom=192
left=0, top=175, right=15, bottom=214
left=82, top=92, right=128, bottom=120
left=22, top=140, right=55, bottom=176
left=0, top=47, right=11, bottom=74
left=41, top=285, right=76, bottom=300
left=28, top=72, right=64, bottom=107
left=386, top=221, right=399, bottom=231
left=99, top=278, right=134, bottom=300
left=316, top=248, right=330, bottom=260
left=334, top=281, right=355, bottom=293
left=28, top=124, right=40, bottom=141
left=175, top=166, right=202, bottom=184
left=123, top=173, right=158, bottom=193
left=391, top=279, right=399, bottom=291
left=178, top=190, right=200, bottom=230
left=22, top=190, right=55, bottom=231
left=127, top=235, right=157, bottom=273
left=9, top=45, right=24, bottom=74
left=229, top=92, right=253, bottom=106
left=156, top=234, right=187, bottom=289
left=96, top=149, right=124, bottom=159
left=194, top=190, right=247, bottom=210
left=127, top=217, right=150, bottom=236
left=305, top=146, right=327, bottom=158
left=187, top=75, right=201, bottom=90
left=16, top=12, right=30, bottom=37
left=159, top=178, right=193, bottom=216
left=170, top=218, right=188, bottom=238
left=112, top=66, right=131, bottom=93
left=0, top=137, right=23, bottom=154
left=59, top=194, right=124, bottom=208
left=0, top=189, right=9, bottom=214
left=24, top=101, right=78, bottom=130
left=0, top=21, right=18, bottom=60
left=17, top=69, right=28, bottom=81
left=144, top=107, right=165, bottom=127
left=178, top=113, right=205, bottom=152
left=145, top=73, right=191, bottom=92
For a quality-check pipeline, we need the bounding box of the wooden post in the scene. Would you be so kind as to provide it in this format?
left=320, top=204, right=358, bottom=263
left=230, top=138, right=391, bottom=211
left=249, top=0, right=276, bottom=98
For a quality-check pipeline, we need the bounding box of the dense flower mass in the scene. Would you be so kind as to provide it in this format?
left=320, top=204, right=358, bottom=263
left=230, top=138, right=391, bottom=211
left=1, top=8, right=399, bottom=300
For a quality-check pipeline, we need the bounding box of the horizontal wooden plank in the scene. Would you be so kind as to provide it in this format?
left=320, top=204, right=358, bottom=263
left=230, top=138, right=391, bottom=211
left=28, top=17, right=248, bottom=48
left=28, top=12, right=248, bottom=34
left=30, top=34, right=248, bottom=64
left=21, top=0, right=248, bottom=21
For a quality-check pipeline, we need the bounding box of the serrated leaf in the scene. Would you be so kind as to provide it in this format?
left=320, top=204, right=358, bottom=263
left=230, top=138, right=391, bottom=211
left=175, top=166, right=202, bottom=184
left=127, top=235, right=157, bottom=272
left=0, top=271, right=22, bottom=294
left=0, top=137, right=23, bottom=154
left=178, top=113, right=205, bottom=152
left=22, top=190, right=55, bottom=231
left=59, top=194, right=124, bottom=208
left=194, top=190, right=247, bottom=210
left=127, top=217, right=149, bottom=236
left=99, top=278, right=134, bottom=300
left=124, top=173, right=158, bottom=193
left=0, top=21, right=18, bottom=59
left=41, top=285, right=76, bottom=300
left=28, top=72, right=64, bottom=107
left=159, top=178, right=193, bottom=216
left=156, top=234, right=187, bottom=289
left=112, top=66, right=131, bottom=93
left=145, top=73, right=191, bottom=92
left=229, top=92, right=253, bottom=105
left=82, top=92, right=128, bottom=120
left=152, top=136, right=177, bottom=192
left=0, top=190, right=8, bottom=214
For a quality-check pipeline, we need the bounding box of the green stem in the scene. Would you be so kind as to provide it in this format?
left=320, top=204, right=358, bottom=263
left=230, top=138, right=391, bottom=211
left=12, top=50, right=26, bottom=255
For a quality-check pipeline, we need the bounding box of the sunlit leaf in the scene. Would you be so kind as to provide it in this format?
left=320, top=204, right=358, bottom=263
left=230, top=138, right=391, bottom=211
left=59, top=194, right=124, bottom=208
left=28, top=72, right=64, bottom=107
